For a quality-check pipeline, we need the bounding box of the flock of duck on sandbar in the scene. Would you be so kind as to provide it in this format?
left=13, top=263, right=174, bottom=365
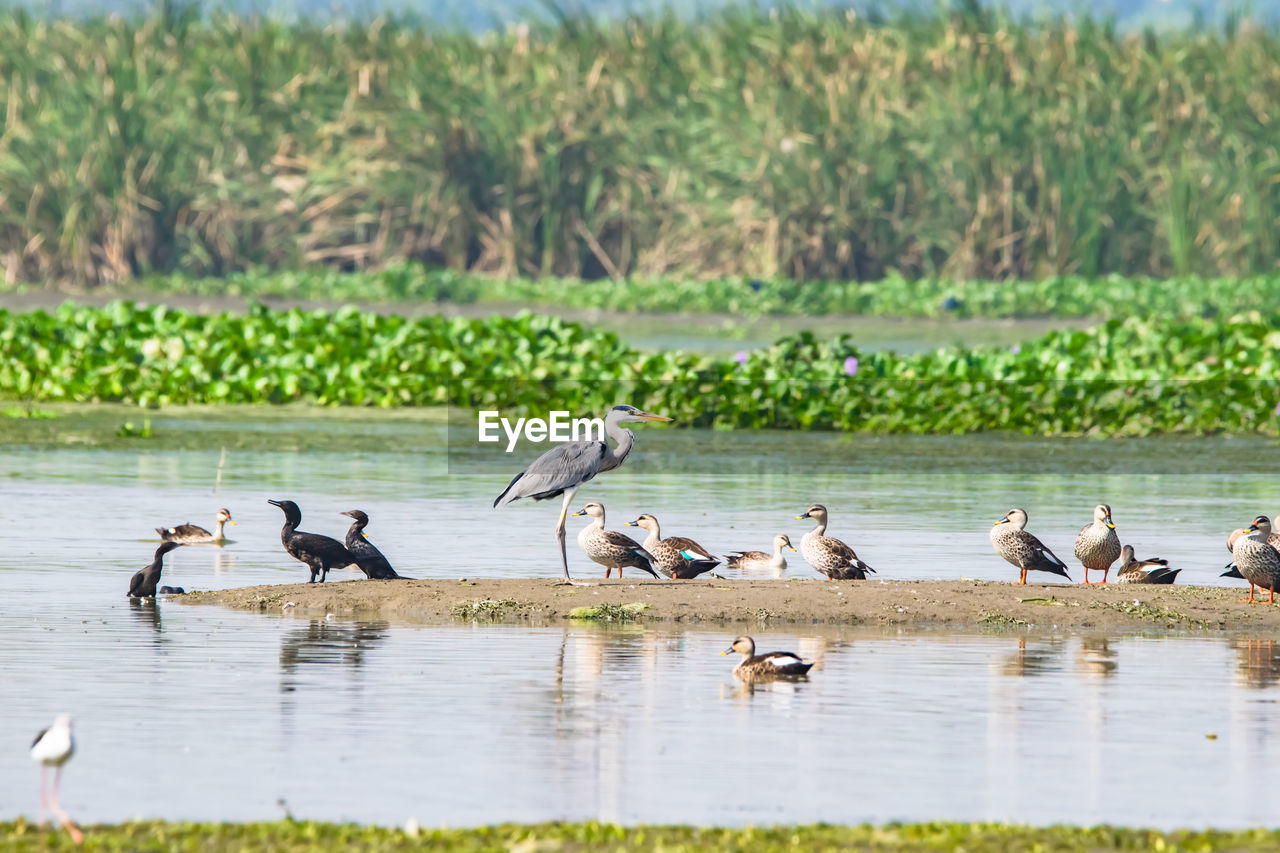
left=128, top=404, right=1280, bottom=606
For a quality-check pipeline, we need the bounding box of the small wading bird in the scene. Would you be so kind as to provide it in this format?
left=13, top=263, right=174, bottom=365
left=340, top=510, right=403, bottom=579
left=990, top=508, right=1071, bottom=585
left=268, top=499, right=355, bottom=583
left=127, top=542, right=185, bottom=598
left=797, top=504, right=875, bottom=580
left=31, top=714, right=82, bottom=844
left=721, top=636, right=814, bottom=680
left=156, top=508, right=236, bottom=544
left=572, top=501, right=658, bottom=578
left=625, top=513, right=720, bottom=579
left=1231, top=516, right=1280, bottom=604
left=725, top=533, right=796, bottom=574
left=1074, top=503, right=1120, bottom=585
left=1115, top=545, right=1181, bottom=585
left=493, top=405, right=673, bottom=583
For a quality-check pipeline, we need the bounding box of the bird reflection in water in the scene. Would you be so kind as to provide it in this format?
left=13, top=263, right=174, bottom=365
left=211, top=548, right=238, bottom=575
left=722, top=677, right=809, bottom=700
left=1076, top=637, right=1118, bottom=678
left=999, top=636, right=1067, bottom=677
left=279, top=619, right=390, bottom=693
left=1233, top=638, right=1280, bottom=689
left=129, top=598, right=163, bottom=640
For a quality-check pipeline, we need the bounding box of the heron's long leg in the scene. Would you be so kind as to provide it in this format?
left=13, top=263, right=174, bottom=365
left=554, top=488, right=577, bottom=583
left=39, top=765, right=47, bottom=813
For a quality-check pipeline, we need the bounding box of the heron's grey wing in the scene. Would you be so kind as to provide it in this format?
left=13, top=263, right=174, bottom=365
left=494, top=440, right=607, bottom=507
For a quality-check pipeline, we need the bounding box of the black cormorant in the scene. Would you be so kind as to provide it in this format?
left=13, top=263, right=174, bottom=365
left=268, top=499, right=354, bottom=583
left=127, top=542, right=184, bottom=598
left=340, top=510, right=403, bottom=580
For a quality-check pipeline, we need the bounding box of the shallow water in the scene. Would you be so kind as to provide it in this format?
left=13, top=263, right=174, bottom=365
left=2, top=410, right=1279, bottom=827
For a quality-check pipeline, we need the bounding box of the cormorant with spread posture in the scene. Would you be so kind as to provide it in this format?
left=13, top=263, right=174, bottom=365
left=268, top=499, right=354, bottom=583
left=340, top=510, right=403, bottom=579
left=127, top=542, right=185, bottom=598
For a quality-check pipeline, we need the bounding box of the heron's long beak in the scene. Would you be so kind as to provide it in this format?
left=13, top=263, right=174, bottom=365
left=634, top=411, right=674, bottom=422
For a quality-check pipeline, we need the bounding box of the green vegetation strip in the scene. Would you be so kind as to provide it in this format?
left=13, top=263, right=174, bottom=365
left=124, top=266, right=1280, bottom=321
left=2, top=302, right=1278, bottom=435
left=568, top=603, right=651, bottom=621
left=5, top=820, right=1280, bottom=852
left=4, top=7, right=1280, bottom=284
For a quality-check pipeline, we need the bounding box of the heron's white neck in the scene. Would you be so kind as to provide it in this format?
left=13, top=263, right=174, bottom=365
left=600, top=413, right=635, bottom=473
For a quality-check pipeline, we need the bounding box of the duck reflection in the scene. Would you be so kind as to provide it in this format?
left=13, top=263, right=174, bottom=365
left=722, top=677, right=809, bottom=700
left=999, top=636, right=1067, bottom=677
left=1076, top=637, right=1118, bottom=678
left=279, top=619, right=390, bottom=693
left=211, top=549, right=238, bottom=575
left=1233, top=638, right=1280, bottom=688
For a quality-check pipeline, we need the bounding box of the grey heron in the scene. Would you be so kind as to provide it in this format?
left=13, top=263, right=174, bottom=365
left=493, top=404, right=673, bottom=582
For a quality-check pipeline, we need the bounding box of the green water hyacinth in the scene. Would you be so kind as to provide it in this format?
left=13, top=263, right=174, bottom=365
left=0, top=302, right=1277, bottom=436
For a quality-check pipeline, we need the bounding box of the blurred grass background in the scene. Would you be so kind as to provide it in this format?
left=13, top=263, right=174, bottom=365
left=1, top=1, right=1277, bottom=287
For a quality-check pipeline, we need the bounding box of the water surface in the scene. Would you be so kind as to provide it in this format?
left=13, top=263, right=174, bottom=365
left=1, top=410, right=1278, bottom=828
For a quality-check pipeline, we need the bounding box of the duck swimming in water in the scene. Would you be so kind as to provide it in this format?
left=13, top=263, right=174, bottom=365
left=156, top=508, right=235, bottom=544
left=127, top=541, right=184, bottom=598
left=624, top=513, right=720, bottom=579
left=721, top=636, right=814, bottom=680
left=990, top=508, right=1071, bottom=584
left=340, top=510, right=402, bottom=580
left=572, top=502, right=658, bottom=579
left=268, top=499, right=354, bottom=583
